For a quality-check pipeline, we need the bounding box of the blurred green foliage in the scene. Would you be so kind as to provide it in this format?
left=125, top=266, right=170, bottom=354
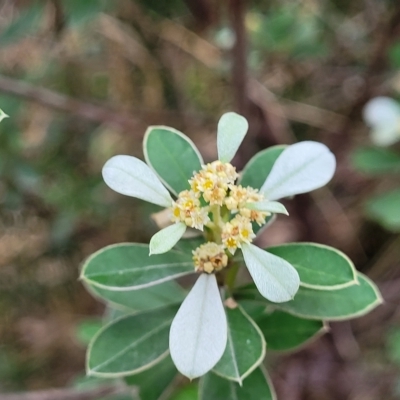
left=0, top=0, right=399, bottom=398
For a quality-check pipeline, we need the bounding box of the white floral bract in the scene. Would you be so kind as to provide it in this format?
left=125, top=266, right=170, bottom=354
left=242, top=243, right=300, bottom=302
left=169, top=274, right=227, bottom=379
left=149, top=222, right=186, bottom=255
left=103, top=156, right=172, bottom=207
left=260, top=141, right=336, bottom=201
left=0, top=108, right=9, bottom=123
left=217, top=112, right=248, bottom=163
left=363, top=97, right=400, bottom=147
left=101, top=112, right=337, bottom=379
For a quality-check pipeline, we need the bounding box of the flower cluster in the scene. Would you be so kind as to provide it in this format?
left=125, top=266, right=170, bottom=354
left=101, top=111, right=336, bottom=380
left=171, top=190, right=210, bottom=230
left=192, top=242, right=228, bottom=273
left=170, top=160, right=271, bottom=270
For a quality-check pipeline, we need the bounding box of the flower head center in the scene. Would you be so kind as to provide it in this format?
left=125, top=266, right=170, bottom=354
left=172, top=161, right=272, bottom=260
left=193, top=242, right=228, bottom=274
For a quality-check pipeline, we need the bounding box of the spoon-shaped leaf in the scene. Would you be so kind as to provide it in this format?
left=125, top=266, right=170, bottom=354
left=246, top=200, right=288, bottom=215
left=242, top=244, right=300, bottom=303
left=235, top=273, right=383, bottom=321
left=170, top=274, right=227, bottom=379
left=213, top=304, right=265, bottom=384
left=217, top=112, right=249, bottom=163
left=81, top=243, right=194, bottom=291
left=255, top=311, right=327, bottom=351
left=260, top=141, right=336, bottom=201
left=149, top=222, right=187, bottom=255
left=144, top=126, right=203, bottom=195
left=87, top=306, right=178, bottom=377
left=85, top=279, right=186, bottom=311
left=102, top=155, right=173, bottom=207
left=266, top=242, right=358, bottom=290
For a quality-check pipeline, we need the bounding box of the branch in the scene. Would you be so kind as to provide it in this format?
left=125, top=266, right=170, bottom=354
left=0, top=385, right=131, bottom=400
left=0, top=74, right=140, bottom=132
left=229, top=0, right=248, bottom=115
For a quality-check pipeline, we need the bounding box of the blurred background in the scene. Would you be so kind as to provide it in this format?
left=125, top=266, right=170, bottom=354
left=1, top=0, right=400, bottom=399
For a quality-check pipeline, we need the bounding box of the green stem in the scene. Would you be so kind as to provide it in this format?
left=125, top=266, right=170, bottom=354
left=225, top=262, right=240, bottom=293
left=210, top=205, right=223, bottom=244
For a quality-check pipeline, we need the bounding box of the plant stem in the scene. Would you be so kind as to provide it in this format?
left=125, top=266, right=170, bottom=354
left=225, top=262, right=240, bottom=292
left=210, top=205, right=223, bottom=243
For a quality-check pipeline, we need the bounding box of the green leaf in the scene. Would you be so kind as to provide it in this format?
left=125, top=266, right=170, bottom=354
left=75, top=319, right=103, bottom=346
left=365, top=189, right=400, bottom=231
left=81, top=243, right=194, bottom=291
left=235, top=273, right=383, bottom=321
left=85, top=280, right=186, bottom=311
left=169, top=383, right=199, bottom=400
left=63, top=0, right=108, bottom=26
left=144, top=126, right=203, bottom=195
left=174, top=237, right=205, bottom=253
left=266, top=243, right=358, bottom=290
left=237, top=300, right=268, bottom=320
left=125, top=356, right=177, bottom=400
left=87, top=306, right=178, bottom=377
left=199, top=368, right=276, bottom=400
left=239, top=146, right=286, bottom=189
left=351, top=147, right=400, bottom=175
left=213, top=304, right=265, bottom=383
left=0, top=4, right=44, bottom=46
left=389, top=42, right=400, bottom=69
left=255, top=311, right=326, bottom=351
left=239, top=146, right=286, bottom=234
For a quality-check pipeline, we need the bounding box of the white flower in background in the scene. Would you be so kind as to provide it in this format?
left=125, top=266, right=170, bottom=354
left=363, top=96, right=400, bottom=147
left=102, top=112, right=336, bottom=379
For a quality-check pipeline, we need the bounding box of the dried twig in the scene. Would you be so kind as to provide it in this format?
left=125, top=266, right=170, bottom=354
left=0, top=74, right=140, bottom=132
left=229, top=0, right=248, bottom=116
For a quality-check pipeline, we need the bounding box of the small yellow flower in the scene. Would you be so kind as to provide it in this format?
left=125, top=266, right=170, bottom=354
left=239, top=208, right=269, bottom=226
left=189, top=161, right=239, bottom=206
left=171, top=190, right=210, bottom=230
left=192, top=242, right=228, bottom=273
left=221, top=214, right=255, bottom=254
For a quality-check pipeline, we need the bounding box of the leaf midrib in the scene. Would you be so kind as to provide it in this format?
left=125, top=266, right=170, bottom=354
left=91, top=318, right=172, bottom=372
left=264, top=150, right=326, bottom=196
left=86, top=261, right=193, bottom=278
left=112, top=165, right=167, bottom=201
